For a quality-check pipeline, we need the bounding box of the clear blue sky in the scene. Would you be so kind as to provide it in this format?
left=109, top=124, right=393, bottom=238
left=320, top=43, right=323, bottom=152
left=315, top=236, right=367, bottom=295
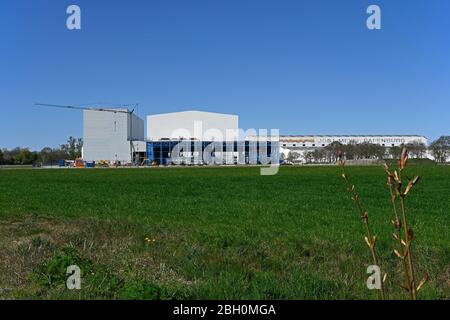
left=1, top=0, right=449, bottom=150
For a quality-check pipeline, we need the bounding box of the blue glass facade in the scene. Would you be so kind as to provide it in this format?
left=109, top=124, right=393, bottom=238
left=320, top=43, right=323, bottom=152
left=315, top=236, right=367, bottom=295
left=146, top=140, right=279, bottom=166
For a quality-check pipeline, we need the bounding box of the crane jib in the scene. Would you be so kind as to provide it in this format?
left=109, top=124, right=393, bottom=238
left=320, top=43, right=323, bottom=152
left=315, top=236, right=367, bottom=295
left=34, top=103, right=131, bottom=114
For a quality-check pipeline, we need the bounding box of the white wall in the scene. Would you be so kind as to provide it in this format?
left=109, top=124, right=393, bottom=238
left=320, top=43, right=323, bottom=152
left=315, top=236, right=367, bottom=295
left=83, top=109, right=144, bottom=163
left=147, top=110, right=239, bottom=141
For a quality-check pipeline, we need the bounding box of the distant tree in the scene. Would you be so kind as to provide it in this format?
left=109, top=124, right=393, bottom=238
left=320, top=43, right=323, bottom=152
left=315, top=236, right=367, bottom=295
left=76, top=138, right=83, bottom=158
left=0, top=149, right=4, bottom=165
left=1, top=148, right=12, bottom=165
left=389, top=146, right=402, bottom=159
left=324, top=141, right=344, bottom=163
left=304, top=151, right=314, bottom=164
left=6, top=147, right=37, bottom=165
left=61, top=136, right=83, bottom=159
left=407, top=141, right=427, bottom=159
left=40, top=146, right=71, bottom=165
left=372, top=144, right=386, bottom=160
left=312, top=148, right=325, bottom=163
left=354, top=143, right=367, bottom=159
left=40, top=147, right=56, bottom=165
left=430, top=136, right=450, bottom=163
left=343, top=141, right=357, bottom=160
left=287, top=151, right=300, bottom=163
left=10, top=148, right=22, bottom=164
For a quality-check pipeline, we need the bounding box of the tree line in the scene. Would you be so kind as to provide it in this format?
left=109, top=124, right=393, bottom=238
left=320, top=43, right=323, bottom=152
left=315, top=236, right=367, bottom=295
left=0, top=137, right=83, bottom=166
left=285, top=136, right=450, bottom=164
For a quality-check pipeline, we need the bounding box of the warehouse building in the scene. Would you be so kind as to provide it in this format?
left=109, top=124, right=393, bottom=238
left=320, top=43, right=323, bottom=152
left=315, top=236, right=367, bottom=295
left=146, top=110, right=278, bottom=165
left=82, top=109, right=145, bottom=164
left=279, top=135, right=428, bottom=162
left=280, top=135, right=427, bottom=149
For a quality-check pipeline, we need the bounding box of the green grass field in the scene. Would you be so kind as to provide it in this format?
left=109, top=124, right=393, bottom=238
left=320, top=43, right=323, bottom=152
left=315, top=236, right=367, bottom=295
left=0, top=165, right=449, bottom=300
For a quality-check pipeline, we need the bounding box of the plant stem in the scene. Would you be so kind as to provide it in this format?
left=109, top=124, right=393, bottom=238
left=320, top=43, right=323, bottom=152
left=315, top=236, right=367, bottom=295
left=399, top=194, right=417, bottom=300
left=387, top=181, right=412, bottom=295
left=341, top=163, right=386, bottom=300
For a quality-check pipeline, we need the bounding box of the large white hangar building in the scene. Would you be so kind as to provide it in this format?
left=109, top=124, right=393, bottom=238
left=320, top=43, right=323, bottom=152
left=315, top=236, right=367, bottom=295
left=146, top=110, right=245, bottom=165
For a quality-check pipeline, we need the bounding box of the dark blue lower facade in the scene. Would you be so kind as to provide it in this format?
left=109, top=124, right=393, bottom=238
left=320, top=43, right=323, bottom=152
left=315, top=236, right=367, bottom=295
left=146, top=140, right=279, bottom=166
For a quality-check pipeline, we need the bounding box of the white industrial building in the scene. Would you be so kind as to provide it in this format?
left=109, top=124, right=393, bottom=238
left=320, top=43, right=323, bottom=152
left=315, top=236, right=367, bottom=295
left=82, top=109, right=145, bottom=163
left=280, top=135, right=427, bottom=149
left=81, top=107, right=431, bottom=165
left=146, top=110, right=242, bottom=165
left=147, top=110, right=239, bottom=141
left=279, top=135, right=428, bottom=162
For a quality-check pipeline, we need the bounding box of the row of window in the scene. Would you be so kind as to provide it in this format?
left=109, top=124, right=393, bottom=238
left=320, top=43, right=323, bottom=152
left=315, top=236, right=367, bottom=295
left=282, top=143, right=323, bottom=147
left=282, top=143, right=400, bottom=148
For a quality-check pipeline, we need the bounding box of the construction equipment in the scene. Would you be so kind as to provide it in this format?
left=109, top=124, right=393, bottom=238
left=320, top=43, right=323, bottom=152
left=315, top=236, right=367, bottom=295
left=97, top=160, right=110, bottom=168
left=34, top=102, right=139, bottom=165
left=74, top=158, right=85, bottom=168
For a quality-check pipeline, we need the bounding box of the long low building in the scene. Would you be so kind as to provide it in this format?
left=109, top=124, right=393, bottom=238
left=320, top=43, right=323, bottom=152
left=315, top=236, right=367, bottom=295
left=279, top=135, right=429, bottom=162
left=280, top=135, right=427, bottom=149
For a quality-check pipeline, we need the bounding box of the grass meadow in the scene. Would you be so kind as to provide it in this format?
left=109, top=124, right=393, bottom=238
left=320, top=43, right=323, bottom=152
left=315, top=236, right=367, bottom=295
left=0, top=165, right=448, bottom=300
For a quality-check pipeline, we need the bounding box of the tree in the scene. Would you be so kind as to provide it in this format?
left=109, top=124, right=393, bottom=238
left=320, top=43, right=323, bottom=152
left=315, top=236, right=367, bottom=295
left=389, top=146, right=402, bottom=159
left=304, top=151, right=314, bottom=164
left=5, top=147, right=37, bottom=165
left=312, top=148, right=325, bottom=163
left=324, top=141, right=344, bottom=163
left=76, top=138, right=83, bottom=158
left=61, top=136, right=83, bottom=159
left=287, top=151, right=300, bottom=164
left=40, top=147, right=56, bottom=165
left=1, top=148, right=13, bottom=165
left=343, top=141, right=357, bottom=160
left=407, top=141, right=427, bottom=159
left=430, top=136, right=450, bottom=163
left=372, top=144, right=386, bottom=160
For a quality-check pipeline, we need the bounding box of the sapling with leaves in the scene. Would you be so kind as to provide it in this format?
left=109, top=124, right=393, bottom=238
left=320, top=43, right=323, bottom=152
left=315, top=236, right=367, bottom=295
left=339, top=147, right=428, bottom=300
left=339, top=154, right=387, bottom=300
left=383, top=147, right=428, bottom=300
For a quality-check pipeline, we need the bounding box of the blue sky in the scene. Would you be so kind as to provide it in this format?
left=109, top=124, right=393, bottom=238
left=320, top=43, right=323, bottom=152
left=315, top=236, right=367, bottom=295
left=1, top=0, right=449, bottom=150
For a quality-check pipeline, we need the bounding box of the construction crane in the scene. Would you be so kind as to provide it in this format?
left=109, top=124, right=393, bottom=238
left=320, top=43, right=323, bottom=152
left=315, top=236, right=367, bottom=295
left=34, top=102, right=140, bottom=165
